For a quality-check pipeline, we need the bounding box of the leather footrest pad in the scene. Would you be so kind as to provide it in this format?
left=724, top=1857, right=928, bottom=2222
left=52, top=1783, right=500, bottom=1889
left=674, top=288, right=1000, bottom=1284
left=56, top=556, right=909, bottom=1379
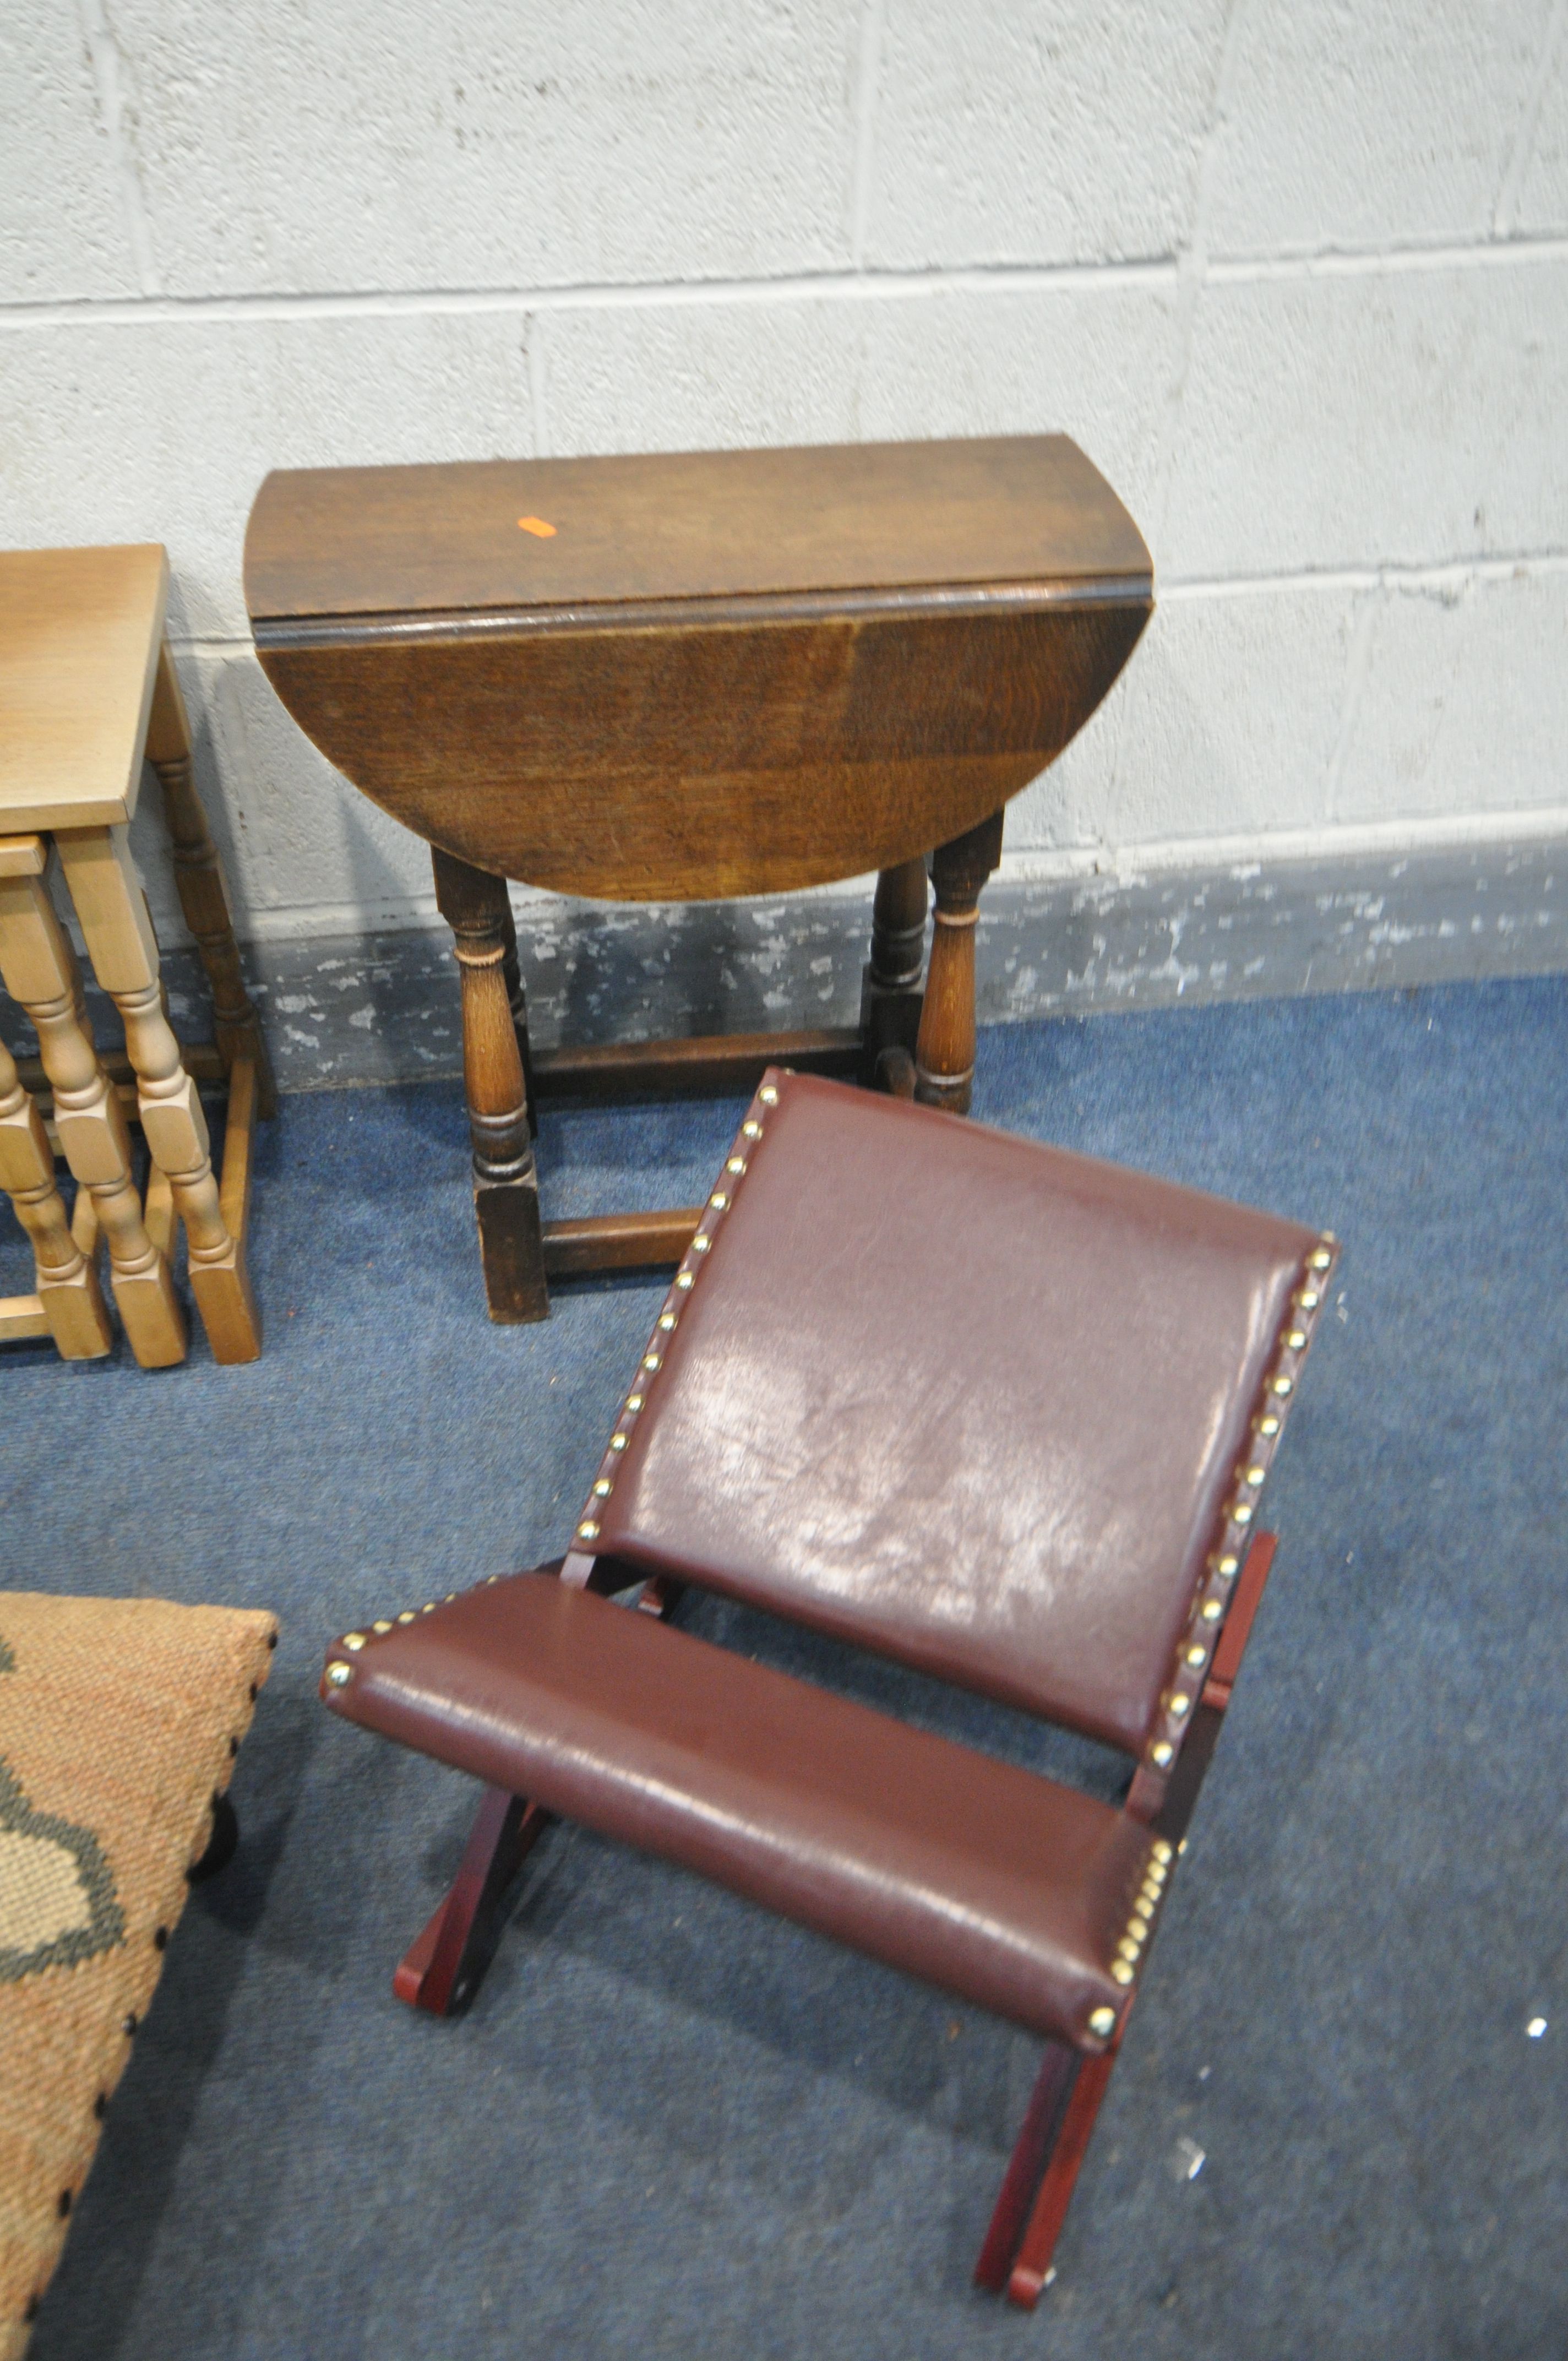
left=325, top=1573, right=1156, bottom=2046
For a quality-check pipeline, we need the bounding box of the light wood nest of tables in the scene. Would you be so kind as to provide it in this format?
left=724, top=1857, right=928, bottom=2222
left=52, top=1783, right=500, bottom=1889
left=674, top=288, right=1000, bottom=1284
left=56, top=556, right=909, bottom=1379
left=0, top=545, right=273, bottom=1368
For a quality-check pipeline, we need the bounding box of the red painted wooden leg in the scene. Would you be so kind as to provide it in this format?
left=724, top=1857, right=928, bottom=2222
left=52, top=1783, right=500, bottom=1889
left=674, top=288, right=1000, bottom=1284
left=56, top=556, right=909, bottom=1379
left=394, top=1786, right=548, bottom=2016
left=973, top=2039, right=1077, bottom=2291
left=1006, top=2029, right=1125, bottom=2309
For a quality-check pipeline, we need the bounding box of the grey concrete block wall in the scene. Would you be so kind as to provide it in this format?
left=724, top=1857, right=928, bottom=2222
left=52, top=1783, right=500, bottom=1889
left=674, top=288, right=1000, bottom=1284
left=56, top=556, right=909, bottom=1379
left=2, top=0, right=1566, bottom=1080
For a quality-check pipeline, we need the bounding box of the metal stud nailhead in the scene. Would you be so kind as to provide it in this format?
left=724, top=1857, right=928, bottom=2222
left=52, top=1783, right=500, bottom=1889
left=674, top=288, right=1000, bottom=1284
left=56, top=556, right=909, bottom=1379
left=676, top=1272, right=694, bottom=1290
left=627, top=1394, right=644, bottom=1412
left=594, top=1478, right=612, bottom=1497
left=1272, top=1375, right=1293, bottom=1396
left=1151, top=1740, right=1174, bottom=1769
left=692, top=1234, right=710, bottom=1252
left=658, top=1312, right=677, bottom=1331
left=1246, top=1465, right=1266, bottom=1486
left=1186, top=1644, right=1206, bottom=1667
left=397, top=1611, right=415, bottom=1624
left=710, top=1193, right=728, bottom=1210
left=644, top=1353, right=661, bottom=1370
left=578, top=1520, right=600, bottom=1541
left=759, top=1085, right=778, bottom=1105
left=727, top=1157, right=745, bottom=1174
left=1310, top=1247, right=1332, bottom=1270
left=611, top=1433, right=628, bottom=1451
left=326, top=1662, right=351, bottom=1688
left=1112, top=1960, right=1135, bottom=1985
left=742, top=1120, right=763, bottom=1139
left=1287, top=1328, right=1308, bottom=1350
left=1233, top=1503, right=1254, bottom=1525
left=1260, top=1415, right=1280, bottom=1437
left=344, top=1633, right=366, bottom=1651
left=1217, top=1554, right=1239, bottom=1577
left=1152, top=1841, right=1173, bottom=1865
left=1201, top=1598, right=1222, bottom=1622
left=1299, top=1290, right=1320, bottom=1311
left=1117, top=1936, right=1141, bottom=1963
left=372, top=1620, right=392, bottom=1635
left=1169, top=1691, right=1191, bottom=1717
left=1088, top=2006, right=1117, bottom=2038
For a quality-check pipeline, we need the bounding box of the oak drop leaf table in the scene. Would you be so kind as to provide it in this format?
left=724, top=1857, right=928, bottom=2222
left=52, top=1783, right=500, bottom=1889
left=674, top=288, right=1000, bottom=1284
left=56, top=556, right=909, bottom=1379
left=0, top=545, right=272, bottom=1367
left=245, top=436, right=1151, bottom=1323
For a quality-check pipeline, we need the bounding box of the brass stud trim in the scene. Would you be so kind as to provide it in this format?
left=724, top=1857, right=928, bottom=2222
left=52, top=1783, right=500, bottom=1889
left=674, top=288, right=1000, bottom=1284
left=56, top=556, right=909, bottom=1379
left=1151, top=1740, right=1174, bottom=1769
left=1310, top=1247, right=1332, bottom=1271
left=1233, top=1502, right=1255, bottom=1525
left=1088, top=2006, right=1117, bottom=2039
left=571, top=1082, right=775, bottom=1561
left=372, top=1620, right=392, bottom=1635
left=1169, top=1691, right=1191, bottom=1717
left=759, top=1084, right=779, bottom=1105
left=396, top=1611, right=415, bottom=1625
left=1117, top=1935, right=1141, bottom=1963
left=1201, top=1598, right=1222, bottom=1622
left=325, top=1662, right=351, bottom=1688
left=1112, top=1960, right=1135, bottom=1986
left=1152, top=1841, right=1173, bottom=1865
left=1245, top=1465, right=1266, bottom=1486
left=343, top=1633, right=366, bottom=1651
left=1286, top=1328, right=1308, bottom=1351
left=1259, top=1415, right=1280, bottom=1437
left=1272, top=1375, right=1293, bottom=1396
left=1186, top=1644, right=1207, bottom=1667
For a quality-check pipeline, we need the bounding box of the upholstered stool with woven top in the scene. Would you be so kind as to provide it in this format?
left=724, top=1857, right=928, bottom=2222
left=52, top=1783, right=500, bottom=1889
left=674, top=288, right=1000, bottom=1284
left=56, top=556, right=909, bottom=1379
left=0, top=1593, right=276, bottom=2355
left=321, top=1071, right=1338, bottom=2303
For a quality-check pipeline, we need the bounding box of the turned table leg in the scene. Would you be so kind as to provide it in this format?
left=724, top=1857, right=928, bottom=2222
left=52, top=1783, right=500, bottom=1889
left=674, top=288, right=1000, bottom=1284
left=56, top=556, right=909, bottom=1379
left=145, top=641, right=277, bottom=1118
left=432, top=847, right=548, bottom=1324
left=0, top=1032, right=113, bottom=1359
left=861, top=855, right=929, bottom=1095
left=54, top=824, right=260, bottom=1366
left=496, top=886, right=538, bottom=1140
left=0, top=848, right=185, bottom=1367
left=914, top=810, right=1005, bottom=1115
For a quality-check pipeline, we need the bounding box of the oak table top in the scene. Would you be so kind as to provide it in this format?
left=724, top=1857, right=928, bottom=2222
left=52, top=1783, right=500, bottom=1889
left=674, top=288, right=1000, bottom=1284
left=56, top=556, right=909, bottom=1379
left=244, top=436, right=1153, bottom=904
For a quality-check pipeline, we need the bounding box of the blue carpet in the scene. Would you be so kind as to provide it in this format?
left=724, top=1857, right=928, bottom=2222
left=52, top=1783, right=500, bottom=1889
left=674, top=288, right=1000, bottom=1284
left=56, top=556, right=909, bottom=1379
left=7, top=980, right=1566, bottom=2361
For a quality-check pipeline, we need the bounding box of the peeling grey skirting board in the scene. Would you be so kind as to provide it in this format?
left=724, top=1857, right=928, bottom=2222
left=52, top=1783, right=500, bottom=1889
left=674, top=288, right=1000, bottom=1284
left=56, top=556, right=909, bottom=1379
left=4, top=837, right=1565, bottom=1092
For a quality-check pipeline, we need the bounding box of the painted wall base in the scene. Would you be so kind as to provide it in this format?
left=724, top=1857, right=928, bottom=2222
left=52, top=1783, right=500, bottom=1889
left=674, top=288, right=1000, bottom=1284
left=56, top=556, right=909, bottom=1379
left=4, top=836, right=1564, bottom=1093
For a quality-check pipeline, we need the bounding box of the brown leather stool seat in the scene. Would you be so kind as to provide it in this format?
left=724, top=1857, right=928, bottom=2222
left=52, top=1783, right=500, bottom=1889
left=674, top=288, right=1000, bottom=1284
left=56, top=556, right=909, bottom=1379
left=322, top=1069, right=1338, bottom=2303
left=342, top=1568, right=1157, bottom=2044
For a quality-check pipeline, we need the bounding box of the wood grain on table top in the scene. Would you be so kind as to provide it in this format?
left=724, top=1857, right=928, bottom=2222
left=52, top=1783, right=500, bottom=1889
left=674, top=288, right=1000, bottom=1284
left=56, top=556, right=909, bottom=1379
left=0, top=544, right=167, bottom=828
left=245, top=437, right=1151, bottom=627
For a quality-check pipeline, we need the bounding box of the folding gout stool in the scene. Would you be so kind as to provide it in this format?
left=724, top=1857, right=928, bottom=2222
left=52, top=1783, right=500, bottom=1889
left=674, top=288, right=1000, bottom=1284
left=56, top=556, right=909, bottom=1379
left=320, top=1069, right=1338, bottom=2304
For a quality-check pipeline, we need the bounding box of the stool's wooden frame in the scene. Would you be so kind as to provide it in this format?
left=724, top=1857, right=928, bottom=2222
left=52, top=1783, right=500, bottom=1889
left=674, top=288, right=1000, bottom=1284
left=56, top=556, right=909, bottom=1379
left=386, top=1536, right=1275, bottom=2308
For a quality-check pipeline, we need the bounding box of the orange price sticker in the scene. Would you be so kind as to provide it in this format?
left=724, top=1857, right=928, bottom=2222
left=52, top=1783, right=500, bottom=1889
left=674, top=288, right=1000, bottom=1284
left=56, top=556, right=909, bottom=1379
left=517, top=515, right=557, bottom=538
